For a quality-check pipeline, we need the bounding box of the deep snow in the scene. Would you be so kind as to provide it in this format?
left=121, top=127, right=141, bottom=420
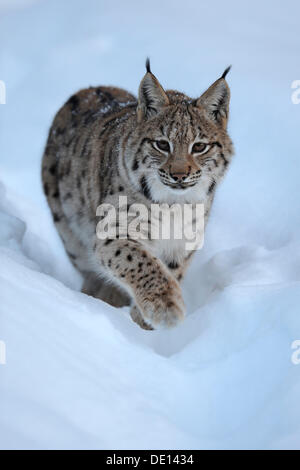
left=0, top=0, right=300, bottom=450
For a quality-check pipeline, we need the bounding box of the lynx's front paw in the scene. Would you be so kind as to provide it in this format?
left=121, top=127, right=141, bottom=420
left=130, top=305, right=154, bottom=330
left=135, top=278, right=185, bottom=329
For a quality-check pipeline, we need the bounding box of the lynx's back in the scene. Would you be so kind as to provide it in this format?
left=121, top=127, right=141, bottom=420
left=42, top=86, right=137, bottom=265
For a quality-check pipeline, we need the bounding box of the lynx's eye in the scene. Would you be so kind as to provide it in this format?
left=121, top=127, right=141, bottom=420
left=155, top=140, right=170, bottom=152
left=192, top=142, right=210, bottom=154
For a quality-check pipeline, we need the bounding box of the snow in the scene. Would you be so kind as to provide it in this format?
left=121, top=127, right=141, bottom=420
left=0, top=0, right=300, bottom=450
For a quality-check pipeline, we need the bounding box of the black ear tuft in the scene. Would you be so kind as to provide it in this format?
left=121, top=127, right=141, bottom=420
left=137, top=63, right=169, bottom=121
left=146, top=58, right=151, bottom=74
left=221, top=65, right=232, bottom=80
left=196, top=73, right=231, bottom=129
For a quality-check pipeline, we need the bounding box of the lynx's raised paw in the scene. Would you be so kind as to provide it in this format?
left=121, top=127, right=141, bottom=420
left=130, top=305, right=154, bottom=330
left=134, top=279, right=185, bottom=330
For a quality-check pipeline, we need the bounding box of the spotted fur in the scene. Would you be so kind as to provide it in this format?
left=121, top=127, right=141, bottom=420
left=42, top=61, right=234, bottom=330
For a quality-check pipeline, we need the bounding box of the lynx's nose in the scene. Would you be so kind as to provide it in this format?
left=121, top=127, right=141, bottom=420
left=170, top=172, right=187, bottom=182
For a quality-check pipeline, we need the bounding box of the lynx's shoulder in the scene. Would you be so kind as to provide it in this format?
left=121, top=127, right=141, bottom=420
left=50, top=85, right=137, bottom=134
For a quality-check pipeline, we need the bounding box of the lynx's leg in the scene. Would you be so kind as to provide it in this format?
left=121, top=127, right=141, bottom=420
left=82, top=272, right=130, bottom=308
left=128, top=252, right=197, bottom=330
left=94, top=238, right=185, bottom=329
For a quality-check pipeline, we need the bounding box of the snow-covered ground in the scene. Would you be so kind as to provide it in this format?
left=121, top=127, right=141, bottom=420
left=0, top=0, right=300, bottom=450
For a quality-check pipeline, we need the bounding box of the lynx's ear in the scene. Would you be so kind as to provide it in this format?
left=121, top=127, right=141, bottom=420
left=195, top=66, right=231, bottom=129
left=137, top=59, right=169, bottom=121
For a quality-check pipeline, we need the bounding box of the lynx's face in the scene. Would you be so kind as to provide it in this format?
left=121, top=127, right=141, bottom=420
left=124, top=61, right=233, bottom=202
left=132, top=103, right=232, bottom=196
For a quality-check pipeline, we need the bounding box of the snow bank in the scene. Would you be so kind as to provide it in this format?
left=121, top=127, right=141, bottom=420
left=0, top=178, right=299, bottom=450
left=0, top=0, right=300, bottom=450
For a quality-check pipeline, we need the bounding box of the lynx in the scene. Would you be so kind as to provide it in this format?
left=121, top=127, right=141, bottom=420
left=42, top=60, right=234, bottom=330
